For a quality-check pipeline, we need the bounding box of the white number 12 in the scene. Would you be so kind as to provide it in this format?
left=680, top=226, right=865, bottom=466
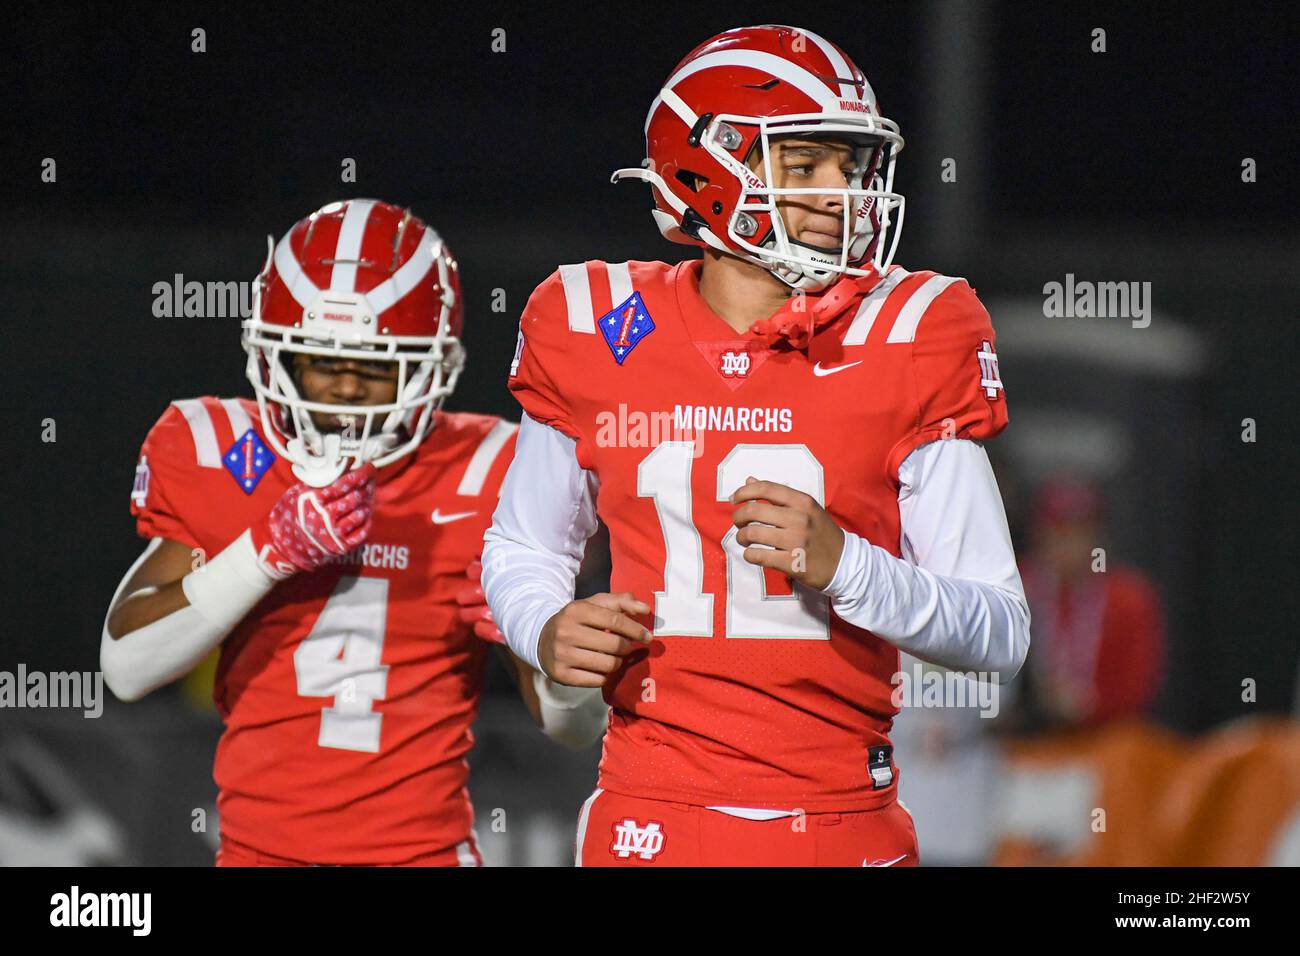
left=637, top=442, right=830, bottom=640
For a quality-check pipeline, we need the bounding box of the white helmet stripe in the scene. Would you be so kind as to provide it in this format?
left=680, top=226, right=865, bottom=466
left=273, top=233, right=321, bottom=309
left=366, top=226, right=440, bottom=315
left=798, top=29, right=867, bottom=103
left=658, top=87, right=699, bottom=129
left=646, top=49, right=839, bottom=134
left=330, top=199, right=377, bottom=293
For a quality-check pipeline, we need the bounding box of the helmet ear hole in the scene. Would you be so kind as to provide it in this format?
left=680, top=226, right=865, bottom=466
left=674, top=168, right=709, bottom=192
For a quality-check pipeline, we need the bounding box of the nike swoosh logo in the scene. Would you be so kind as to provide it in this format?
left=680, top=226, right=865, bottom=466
left=812, top=360, right=863, bottom=377
left=431, top=509, right=478, bottom=525
left=862, top=852, right=909, bottom=867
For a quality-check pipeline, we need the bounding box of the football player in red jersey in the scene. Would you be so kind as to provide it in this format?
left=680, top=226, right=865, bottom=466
left=101, top=200, right=607, bottom=866
left=483, top=26, right=1031, bottom=866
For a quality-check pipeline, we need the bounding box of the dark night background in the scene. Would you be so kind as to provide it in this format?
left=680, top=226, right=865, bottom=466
left=1, top=3, right=1297, bottom=864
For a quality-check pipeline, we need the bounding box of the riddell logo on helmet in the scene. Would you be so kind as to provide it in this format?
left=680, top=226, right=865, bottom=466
left=322, top=312, right=354, bottom=322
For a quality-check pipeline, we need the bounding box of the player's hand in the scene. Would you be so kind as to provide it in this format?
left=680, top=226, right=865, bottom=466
left=538, top=593, right=652, bottom=688
left=251, top=464, right=376, bottom=578
left=456, top=559, right=504, bottom=644
left=730, top=476, right=845, bottom=591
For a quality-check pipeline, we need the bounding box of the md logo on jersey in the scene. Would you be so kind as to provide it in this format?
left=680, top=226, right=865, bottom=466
left=609, top=818, right=666, bottom=861
left=719, top=349, right=751, bottom=378
left=131, top=455, right=151, bottom=507
left=598, top=292, right=655, bottom=365
left=223, top=428, right=275, bottom=494
left=977, top=339, right=1004, bottom=400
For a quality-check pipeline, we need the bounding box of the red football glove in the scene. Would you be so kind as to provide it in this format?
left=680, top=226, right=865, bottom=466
left=457, top=559, right=505, bottom=644
left=250, top=464, right=376, bottom=578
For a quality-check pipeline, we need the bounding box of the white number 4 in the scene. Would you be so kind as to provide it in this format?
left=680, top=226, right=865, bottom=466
left=293, top=575, right=391, bottom=752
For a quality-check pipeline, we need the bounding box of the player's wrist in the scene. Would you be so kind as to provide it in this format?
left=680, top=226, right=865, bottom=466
left=182, top=530, right=279, bottom=629
left=247, top=514, right=301, bottom=580
left=518, top=602, right=566, bottom=674
left=820, top=528, right=867, bottom=601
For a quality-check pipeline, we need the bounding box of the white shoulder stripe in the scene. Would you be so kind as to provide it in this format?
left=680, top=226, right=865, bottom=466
left=457, top=420, right=519, bottom=496
left=172, top=399, right=221, bottom=468
left=558, top=263, right=595, bottom=333
left=886, top=275, right=963, bottom=344
left=329, top=199, right=376, bottom=294
left=842, top=268, right=912, bottom=346
left=606, top=261, right=633, bottom=308
left=220, top=399, right=253, bottom=440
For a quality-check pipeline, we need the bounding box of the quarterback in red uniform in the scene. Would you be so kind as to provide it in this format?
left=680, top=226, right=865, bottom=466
left=102, top=200, right=606, bottom=866
left=483, top=26, right=1031, bottom=866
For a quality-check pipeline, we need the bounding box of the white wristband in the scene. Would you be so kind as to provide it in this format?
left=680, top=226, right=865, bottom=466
left=181, top=530, right=278, bottom=631
left=532, top=671, right=608, bottom=750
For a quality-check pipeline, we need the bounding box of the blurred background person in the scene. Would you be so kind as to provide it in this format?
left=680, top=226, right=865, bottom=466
left=1013, top=476, right=1166, bottom=732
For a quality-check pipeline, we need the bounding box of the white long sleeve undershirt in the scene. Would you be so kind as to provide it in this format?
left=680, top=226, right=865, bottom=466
left=483, top=413, right=1029, bottom=681
left=822, top=438, right=1030, bottom=683
left=482, top=414, right=600, bottom=673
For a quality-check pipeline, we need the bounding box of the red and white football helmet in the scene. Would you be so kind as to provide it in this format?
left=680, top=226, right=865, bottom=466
left=242, top=199, right=464, bottom=486
left=613, top=25, right=905, bottom=292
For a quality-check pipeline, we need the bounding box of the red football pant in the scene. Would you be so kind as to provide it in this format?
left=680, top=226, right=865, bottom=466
left=215, top=833, right=482, bottom=867
left=575, top=789, right=920, bottom=867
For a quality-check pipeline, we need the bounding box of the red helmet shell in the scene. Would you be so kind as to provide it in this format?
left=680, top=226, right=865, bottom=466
left=625, top=25, right=905, bottom=291
left=256, top=199, right=463, bottom=339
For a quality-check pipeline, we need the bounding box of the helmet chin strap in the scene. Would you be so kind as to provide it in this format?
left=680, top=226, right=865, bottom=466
left=765, top=245, right=839, bottom=292
left=287, top=434, right=348, bottom=487
left=287, top=429, right=397, bottom=487
left=763, top=212, right=876, bottom=291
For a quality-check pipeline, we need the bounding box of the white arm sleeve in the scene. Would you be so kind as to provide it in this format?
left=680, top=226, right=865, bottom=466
left=822, top=439, right=1030, bottom=681
left=481, top=413, right=600, bottom=672
left=100, top=530, right=277, bottom=702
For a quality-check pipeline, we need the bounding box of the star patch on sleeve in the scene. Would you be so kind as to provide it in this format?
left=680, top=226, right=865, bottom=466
left=598, top=292, right=655, bottom=365
left=223, top=428, right=276, bottom=494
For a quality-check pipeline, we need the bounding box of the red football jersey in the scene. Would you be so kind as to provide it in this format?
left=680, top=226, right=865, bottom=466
left=510, top=259, right=1007, bottom=811
left=130, top=397, right=517, bottom=863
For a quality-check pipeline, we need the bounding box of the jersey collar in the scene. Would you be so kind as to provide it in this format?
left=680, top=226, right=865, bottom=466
left=672, top=258, right=876, bottom=351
